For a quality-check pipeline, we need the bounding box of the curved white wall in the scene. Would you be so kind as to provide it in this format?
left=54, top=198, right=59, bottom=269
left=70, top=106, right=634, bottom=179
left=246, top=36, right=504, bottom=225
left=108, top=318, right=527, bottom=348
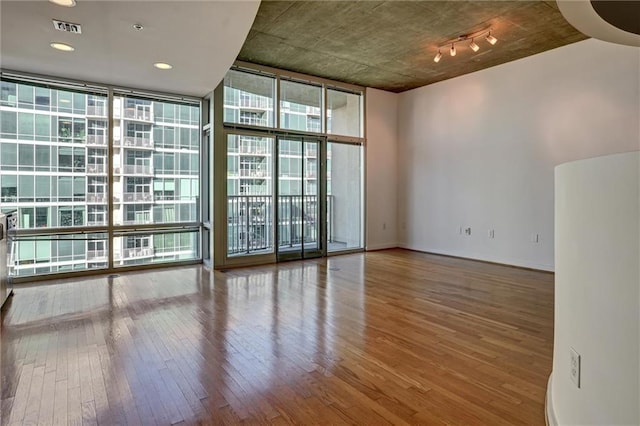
left=551, top=151, right=639, bottom=425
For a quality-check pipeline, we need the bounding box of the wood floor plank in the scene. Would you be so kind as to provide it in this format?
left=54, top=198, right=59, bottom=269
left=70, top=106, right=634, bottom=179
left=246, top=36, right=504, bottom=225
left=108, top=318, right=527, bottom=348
left=0, top=249, right=554, bottom=425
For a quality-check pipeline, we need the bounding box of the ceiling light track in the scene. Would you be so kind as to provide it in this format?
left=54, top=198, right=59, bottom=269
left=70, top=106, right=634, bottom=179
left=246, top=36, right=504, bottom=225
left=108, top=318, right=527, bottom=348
left=433, top=27, right=498, bottom=63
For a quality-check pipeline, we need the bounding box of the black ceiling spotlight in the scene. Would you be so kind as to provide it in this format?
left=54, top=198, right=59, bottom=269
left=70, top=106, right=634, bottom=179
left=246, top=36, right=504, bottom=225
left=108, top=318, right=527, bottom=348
left=434, top=27, right=498, bottom=63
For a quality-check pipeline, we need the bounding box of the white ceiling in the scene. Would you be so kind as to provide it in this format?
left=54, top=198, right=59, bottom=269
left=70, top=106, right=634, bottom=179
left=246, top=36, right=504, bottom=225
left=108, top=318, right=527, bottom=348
left=0, top=0, right=260, bottom=97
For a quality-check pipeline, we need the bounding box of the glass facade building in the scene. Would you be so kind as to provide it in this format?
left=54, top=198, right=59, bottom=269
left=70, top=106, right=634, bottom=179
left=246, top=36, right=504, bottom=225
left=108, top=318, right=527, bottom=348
left=0, top=79, right=200, bottom=276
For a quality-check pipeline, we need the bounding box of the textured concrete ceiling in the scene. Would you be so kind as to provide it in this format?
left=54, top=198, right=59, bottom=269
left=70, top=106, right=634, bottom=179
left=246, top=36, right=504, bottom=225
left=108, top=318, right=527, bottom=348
left=238, top=1, right=589, bottom=92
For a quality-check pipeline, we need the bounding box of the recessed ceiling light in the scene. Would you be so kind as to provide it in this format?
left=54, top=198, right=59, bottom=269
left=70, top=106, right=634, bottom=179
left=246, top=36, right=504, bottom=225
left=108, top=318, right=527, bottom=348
left=49, top=0, right=76, bottom=7
left=154, top=62, right=173, bottom=70
left=50, top=42, right=75, bottom=52
left=133, top=24, right=144, bottom=31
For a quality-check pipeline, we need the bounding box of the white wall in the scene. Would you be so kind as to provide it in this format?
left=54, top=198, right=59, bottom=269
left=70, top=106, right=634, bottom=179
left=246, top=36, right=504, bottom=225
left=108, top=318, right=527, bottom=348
left=551, top=152, right=639, bottom=425
left=366, top=88, right=399, bottom=250
left=397, top=39, right=640, bottom=270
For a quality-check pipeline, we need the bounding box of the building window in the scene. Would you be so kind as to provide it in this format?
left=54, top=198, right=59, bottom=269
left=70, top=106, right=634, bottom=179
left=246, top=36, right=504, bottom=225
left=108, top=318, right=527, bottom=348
left=223, top=70, right=275, bottom=128
left=0, top=78, right=201, bottom=277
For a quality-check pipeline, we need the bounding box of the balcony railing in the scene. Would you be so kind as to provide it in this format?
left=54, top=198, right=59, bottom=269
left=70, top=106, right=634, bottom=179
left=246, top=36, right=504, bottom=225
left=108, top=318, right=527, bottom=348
left=239, top=145, right=268, bottom=154
left=87, top=164, right=106, bottom=174
left=239, top=117, right=268, bottom=127
left=239, top=97, right=272, bottom=109
left=87, top=249, right=107, bottom=260
left=86, top=194, right=107, bottom=203
left=227, top=195, right=334, bottom=255
left=117, top=164, right=154, bottom=175
left=228, top=196, right=272, bottom=255
left=123, top=192, right=154, bottom=203
left=122, top=136, right=153, bottom=149
left=122, top=108, right=153, bottom=122
left=120, top=219, right=153, bottom=225
left=122, top=247, right=154, bottom=259
left=87, top=106, right=107, bottom=117
left=239, top=169, right=267, bottom=178
left=86, top=134, right=107, bottom=145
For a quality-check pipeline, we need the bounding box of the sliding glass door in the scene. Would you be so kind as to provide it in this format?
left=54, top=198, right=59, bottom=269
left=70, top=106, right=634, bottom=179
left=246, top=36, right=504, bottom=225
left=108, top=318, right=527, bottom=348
left=277, top=137, right=323, bottom=260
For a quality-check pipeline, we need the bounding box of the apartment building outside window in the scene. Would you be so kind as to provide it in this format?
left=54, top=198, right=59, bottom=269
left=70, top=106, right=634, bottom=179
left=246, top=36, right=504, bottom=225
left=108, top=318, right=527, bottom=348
left=0, top=77, right=201, bottom=278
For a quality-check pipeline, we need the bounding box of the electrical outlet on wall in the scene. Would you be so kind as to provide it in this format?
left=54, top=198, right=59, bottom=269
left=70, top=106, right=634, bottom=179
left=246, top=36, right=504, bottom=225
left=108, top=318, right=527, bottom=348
left=531, top=233, right=539, bottom=243
left=570, top=347, right=581, bottom=388
left=465, top=227, right=471, bottom=236
left=488, top=229, right=495, bottom=239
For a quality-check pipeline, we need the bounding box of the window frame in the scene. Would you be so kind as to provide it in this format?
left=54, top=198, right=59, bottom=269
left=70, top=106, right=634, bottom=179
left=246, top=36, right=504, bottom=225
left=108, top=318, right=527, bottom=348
left=1, top=72, right=203, bottom=282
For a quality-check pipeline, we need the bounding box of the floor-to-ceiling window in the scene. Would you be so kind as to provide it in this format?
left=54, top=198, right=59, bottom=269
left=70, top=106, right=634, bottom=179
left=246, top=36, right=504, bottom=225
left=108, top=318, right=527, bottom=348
left=0, top=76, right=202, bottom=279
left=112, top=94, right=200, bottom=267
left=326, top=141, right=363, bottom=251
left=215, top=64, right=364, bottom=267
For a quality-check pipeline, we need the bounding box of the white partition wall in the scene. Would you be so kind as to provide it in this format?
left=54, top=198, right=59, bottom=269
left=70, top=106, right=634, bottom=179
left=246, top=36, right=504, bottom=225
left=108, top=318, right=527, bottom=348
left=550, top=151, right=640, bottom=425
left=397, top=39, right=640, bottom=270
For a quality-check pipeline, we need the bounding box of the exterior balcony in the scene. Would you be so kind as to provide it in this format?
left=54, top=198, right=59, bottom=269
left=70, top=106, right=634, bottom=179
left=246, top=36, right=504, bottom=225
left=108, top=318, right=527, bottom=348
left=122, top=108, right=153, bottom=123
left=239, top=145, right=268, bottom=155
left=86, top=134, right=107, bottom=146
left=86, top=164, right=107, bottom=174
left=120, top=136, right=153, bottom=149
left=87, top=194, right=108, bottom=203
left=239, top=97, right=272, bottom=110
left=122, top=192, right=154, bottom=203
left=120, top=219, right=152, bottom=225
left=115, top=164, right=154, bottom=176
left=240, top=169, right=266, bottom=178
left=87, top=250, right=107, bottom=261
left=239, top=118, right=268, bottom=127
left=87, top=220, right=107, bottom=227
left=122, top=247, right=154, bottom=259
left=86, top=106, right=108, bottom=117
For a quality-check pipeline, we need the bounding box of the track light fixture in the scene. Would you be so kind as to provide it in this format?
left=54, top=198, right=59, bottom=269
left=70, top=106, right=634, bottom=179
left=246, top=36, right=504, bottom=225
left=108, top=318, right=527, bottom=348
left=433, top=27, right=498, bottom=63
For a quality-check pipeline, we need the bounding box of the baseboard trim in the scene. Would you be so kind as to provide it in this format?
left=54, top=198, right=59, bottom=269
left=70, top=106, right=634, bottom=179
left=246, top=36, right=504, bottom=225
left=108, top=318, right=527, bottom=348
left=398, top=245, right=555, bottom=273
left=546, top=373, right=558, bottom=426
left=365, top=243, right=399, bottom=251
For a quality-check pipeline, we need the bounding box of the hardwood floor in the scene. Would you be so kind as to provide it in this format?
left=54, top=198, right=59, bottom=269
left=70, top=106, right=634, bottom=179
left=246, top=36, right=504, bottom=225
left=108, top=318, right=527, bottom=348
left=0, top=249, right=554, bottom=425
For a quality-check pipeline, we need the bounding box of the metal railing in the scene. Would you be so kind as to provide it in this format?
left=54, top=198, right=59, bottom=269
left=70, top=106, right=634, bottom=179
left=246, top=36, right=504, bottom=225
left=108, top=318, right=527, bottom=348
left=86, top=194, right=107, bottom=203
left=86, top=135, right=107, bottom=145
left=87, top=249, right=107, bottom=260
left=122, top=136, right=153, bottom=149
left=227, top=195, right=334, bottom=255
left=239, top=117, right=268, bottom=127
left=87, top=164, right=107, bottom=174
left=119, top=164, right=154, bottom=175
left=87, top=106, right=107, bottom=117
left=239, top=169, right=267, bottom=178
left=227, top=195, right=273, bottom=255
left=122, top=108, right=153, bottom=122
left=277, top=195, right=319, bottom=249
left=123, top=192, right=153, bottom=202
left=121, top=247, right=154, bottom=258
left=239, top=97, right=272, bottom=109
